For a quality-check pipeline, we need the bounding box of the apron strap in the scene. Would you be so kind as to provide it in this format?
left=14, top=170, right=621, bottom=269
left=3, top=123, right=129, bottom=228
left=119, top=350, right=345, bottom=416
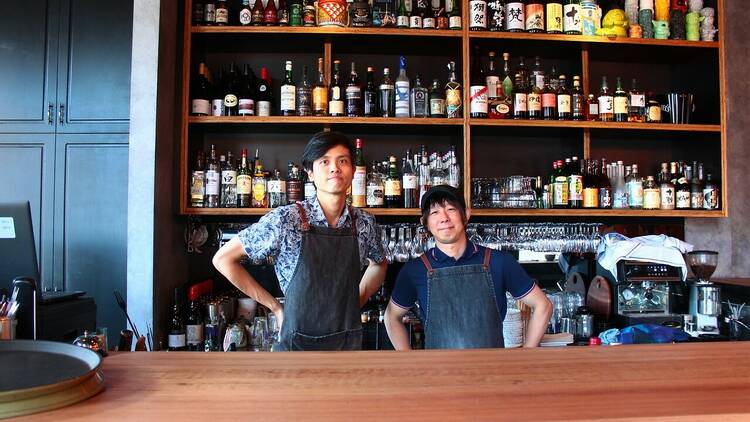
left=420, top=254, right=434, bottom=275
left=295, top=202, right=310, bottom=232
left=348, top=206, right=358, bottom=235
left=482, top=247, right=492, bottom=271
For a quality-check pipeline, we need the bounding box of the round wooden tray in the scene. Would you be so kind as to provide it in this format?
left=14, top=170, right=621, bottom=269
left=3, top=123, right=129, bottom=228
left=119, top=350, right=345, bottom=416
left=0, top=340, right=104, bottom=418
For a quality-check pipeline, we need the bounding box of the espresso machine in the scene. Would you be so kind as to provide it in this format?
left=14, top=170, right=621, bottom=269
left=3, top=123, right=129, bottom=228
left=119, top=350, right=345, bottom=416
left=685, top=251, right=722, bottom=337
left=613, top=261, right=685, bottom=328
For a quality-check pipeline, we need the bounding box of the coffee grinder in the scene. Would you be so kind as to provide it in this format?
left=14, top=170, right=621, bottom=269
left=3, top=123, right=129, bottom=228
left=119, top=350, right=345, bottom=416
left=685, top=251, right=722, bottom=337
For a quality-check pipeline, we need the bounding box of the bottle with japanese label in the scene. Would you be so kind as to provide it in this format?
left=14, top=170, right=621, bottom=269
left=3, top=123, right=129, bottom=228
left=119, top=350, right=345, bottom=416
left=346, top=62, right=363, bottom=117
left=586, top=93, right=599, bottom=121
left=675, top=164, right=691, bottom=209
left=411, top=73, right=429, bottom=117
left=470, top=47, right=488, bottom=118
left=204, top=0, right=217, bottom=25
left=352, top=138, right=367, bottom=208
left=267, top=169, right=287, bottom=208
left=367, top=161, right=385, bottom=208
left=445, top=61, right=462, bottom=118
left=205, top=144, right=221, bottom=208
left=628, top=78, right=645, bottom=123
left=215, top=0, right=229, bottom=24
left=380, top=68, right=395, bottom=117
left=527, top=77, right=543, bottom=120
left=278, top=0, right=290, bottom=25
left=568, top=157, right=583, bottom=208
left=613, top=77, right=629, bottom=122
left=598, top=159, right=612, bottom=209
left=429, top=79, right=446, bottom=117
left=553, top=159, right=569, bottom=209
left=556, top=75, right=571, bottom=120
left=546, top=0, right=563, bottom=33
left=410, top=0, right=425, bottom=28
left=385, top=156, right=403, bottom=208
left=395, top=56, right=411, bottom=118
left=313, top=58, right=329, bottom=116
left=449, top=0, right=463, bottom=29
left=397, top=0, right=409, bottom=27
left=505, top=1, right=525, bottom=31
left=221, top=151, right=237, bottom=207
left=512, top=74, right=528, bottom=119
left=541, top=76, right=556, bottom=120
left=691, top=162, right=704, bottom=209
left=525, top=1, right=544, bottom=32
left=598, top=76, right=614, bottom=122
left=486, top=51, right=500, bottom=100
left=626, top=164, right=644, bottom=209
left=564, top=0, right=581, bottom=34
left=703, top=173, right=719, bottom=210
left=469, top=0, right=488, bottom=30
left=659, top=163, right=675, bottom=210
left=280, top=60, right=296, bottom=116
left=190, top=151, right=206, bottom=208
left=643, top=176, right=660, bottom=210
left=329, top=60, right=345, bottom=117
left=571, top=75, right=585, bottom=120
left=237, top=149, right=252, bottom=207
left=488, top=0, right=505, bottom=31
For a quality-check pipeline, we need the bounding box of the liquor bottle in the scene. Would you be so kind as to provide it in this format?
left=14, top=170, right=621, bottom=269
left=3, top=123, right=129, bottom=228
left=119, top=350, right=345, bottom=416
left=290, top=0, right=303, bottom=25
left=643, top=176, right=660, bottom=210
left=204, top=145, right=221, bottom=208
left=469, top=47, right=488, bottom=118
left=385, top=156, right=403, bottom=208
left=367, top=161, right=385, bottom=207
left=287, top=164, right=304, bottom=203
left=302, top=0, right=316, bottom=26
left=488, top=0, right=505, bottom=31
left=582, top=159, right=599, bottom=208
left=563, top=0, right=581, bottom=34
left=237, top=149, right=252, bottom=207
left=294, top=65, right=312, bottom=116
left=191, top=63, right=212, bottom=116
left=190, top=151, right=206, bottom=207
left=556, top=75, right=571, bottom=120
left=252, top=160, right=268, bottom=208
left=501, top=52, right=513, bottom=99
left=215, top=0, right=229, bottom=25
left=525, top=1, right=544, bottom=32
left=552, top=159, right=569, bottom=209
left=541, top=76, right=556, bottom=120
left=223, top=63, right=240, bottom=116
left=646, top=92, right=662, bottom=123
left=397, top=0, right=409, bottom=28
left=402, top=151, right=418, bottom=207
left=598, top=159, right=612, bottom=209
left=675, top=164, right=691, bottom=209
left=352, top=139, right=367, bottom=207
left=703, top=173, right=719, bottom=210
left=204, top=0, right=217, bottom=25
left=527, top=76, right=542, bottom=120
left=505, top=1, right=525, bottom=32
left=548, top=65, right=560, bottom=90
left=168, top=289, right=187, bottom=351
left=221, top=151, right=237, bottom=207
left=516, top=56, right=529, bottom=88
left=280, top=60, right=296, bottom=116
left=429, top=78, right=446, bottom=117
left=445, top=61, right=462, bottom=118
left=313, top=58, right=328, bottom=116
left=278, top=0, right=290, bottom=25
left=411, top=73, right=429, bottom=117
left=418, top=146, right=432, bottom=203
left=346, top=62, right=363, bottom=117
left=531, top=56, right=545, bottom=90
left=511, top=74, right=528, bottom=119
left=571, top=75, right=585, bottom=121
left=251, top=0, right=264, bottom=24
left=264, top=0, right=279, bottom=24
left=546, top=0, right=563, bottom=33
left=486, top=51, right=501, bottom=100
left=267, top=169, right=287, bottom=208
left=238, top=64, right=256, bottom=116
left=659, top=163, right=675, bottom=210
left=256, top=67, right=272, bottom=116
left=436, top=2, right=448, bottom=29
left=395, top=56, right=411, bottom=118
left=423, top=0, right=436, bottom=28
left=469, top=0, right=488, bottom=31
left=691, top=162, right=704, bottom=209
left=568, top=156, right=583, bottom=208
left=380, top=67, right=396, bottom=117
left=626, top=164, right=644, bottom=209
left=613, top=77, right=629, bottom=122
left=194, top=0, right=206, bottom=25
left=364, top=67, right=379, bottom=117
left=410, top=0, right=425, bottom=28
left=447, top=146, right=461, bottom=188
left=586, top=93, right=598, bottom=121
left=329, top=60, right=345, bottom=117
left=449, top=0, right=462, bottom=29
left=598, top=76, right=614, bottom=122
left=628, top=78, right=645, bottom=123
left=185, top=289, right=204, bottom=352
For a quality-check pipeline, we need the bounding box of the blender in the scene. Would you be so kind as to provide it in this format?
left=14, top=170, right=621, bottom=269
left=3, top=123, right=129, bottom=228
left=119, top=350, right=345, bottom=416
left=685, top=251, right=721, bottom=337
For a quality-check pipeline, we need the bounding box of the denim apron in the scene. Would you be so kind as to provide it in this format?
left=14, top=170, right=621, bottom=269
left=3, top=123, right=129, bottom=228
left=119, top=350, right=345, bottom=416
left=422, top=248, right=504, bottom=349
left=275, top=202, right=363, bottom=351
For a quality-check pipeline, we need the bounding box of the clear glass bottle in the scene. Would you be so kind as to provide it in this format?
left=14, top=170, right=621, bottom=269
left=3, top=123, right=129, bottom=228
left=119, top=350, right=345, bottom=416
left=367, top=161, right=385, bottom=207
left=612, top=160, right=628, bottom=209
left=251, top=160, right=268, bottom=208
left=267, top=169, right=287, bottom=208
left=418, top=145, right=432, bottom=204
left=221, top=151, right=237, bottom=207
left=447, top=146, right=461, bottom=189
left=190, top=151, right=206, bottom=207
left=204, top=144, right=221, bottom=208
left=625, top=163, right=643, bottom=209
left=410, top=73, right=429, bottom=118
left=379, top=67, right=395, bottom=118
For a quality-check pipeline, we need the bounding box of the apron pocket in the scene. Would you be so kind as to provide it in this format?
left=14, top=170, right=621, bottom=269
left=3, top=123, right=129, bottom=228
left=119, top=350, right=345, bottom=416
left=291, top=328, right=362, bottom=351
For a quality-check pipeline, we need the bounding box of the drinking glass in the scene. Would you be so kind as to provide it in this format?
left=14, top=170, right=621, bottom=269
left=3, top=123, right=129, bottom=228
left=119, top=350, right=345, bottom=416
left=251, top=317, right=269, bottom=352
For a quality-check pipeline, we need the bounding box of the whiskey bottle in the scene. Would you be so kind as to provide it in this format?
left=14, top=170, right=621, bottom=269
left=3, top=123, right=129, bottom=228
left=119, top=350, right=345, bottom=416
left=329, top=60, right=345, bottom=117
left=313, top=58, right=328, bottom=116
left=541, top=76, right=557, bottom=120
left=505, top=1, right=525, bottom=32
left=527, top=76, right=543, bottom=120
left=346, top=62, right=363, bottom=117
left=215, top=0, right=229, bottom=25
left=380, top=67, right=396, bottom=117
left=511, top=74, right=528, bottom=119
left=586, top=93, right=599, bottom=121
left=429, top=78, right=446, bottom=117
left=445, top=61, right=462, bottom=118
left=557, top=75, right=572, bottom=120
left=286, top=164, right=304, bottom=203
left=205, top=144, right=221, bottom=208
left=252, top=161, right=269, bottom=208
left=571, top=75, right=585, bottom=121
left=237, top=149, right=252, bottom=207
left=469, top=47, right=489, bottom=118
left=364, top=67, right=379, bottom=117
left=628, top=78, right=645, bottom=123
left=411, top=73, right=429, bottom=117
left=613, top=77, right=629, bottom=122
left=280, top=60, right=296, bottom=116
left=221, top=151, right=237, bottom=207
left=643, top=176, right=660, bottom=210
left=190, top=151, right=206, bottom=207
left=297, top=65, right=312, bottom=116
left=598, top=76, right=614, bottom=122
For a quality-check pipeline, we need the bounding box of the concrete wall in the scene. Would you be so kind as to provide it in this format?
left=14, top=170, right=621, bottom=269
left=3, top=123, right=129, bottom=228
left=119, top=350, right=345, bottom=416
left=685, top=1, right=750, bottom=278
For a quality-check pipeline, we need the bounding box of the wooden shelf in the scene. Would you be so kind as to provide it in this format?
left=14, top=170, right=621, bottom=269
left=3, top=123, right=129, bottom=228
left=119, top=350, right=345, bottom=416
left=468, top=31, right=719, bottom=48
left=188, top=116, right=464, bottom=126
left=191, top=25, right=462, bottom=38
left=183, top=207, right=422, bottom=216
left=469, top=208, right=726, bottom=218
left=470, top=119, right=721, bottom=132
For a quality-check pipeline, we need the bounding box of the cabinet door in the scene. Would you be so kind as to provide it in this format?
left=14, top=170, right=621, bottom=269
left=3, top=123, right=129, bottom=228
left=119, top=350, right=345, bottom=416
left=54, top=134, right=128, bottom=338
left=0, top=135, right=57, bottom=289
left=0, top=0, right=59, bottom=133
left=56, top=0, right=133, bottom=134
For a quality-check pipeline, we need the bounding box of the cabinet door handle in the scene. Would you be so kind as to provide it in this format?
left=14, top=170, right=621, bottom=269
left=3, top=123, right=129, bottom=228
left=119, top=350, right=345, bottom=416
left=58, top=103, right=65, bottom=125
left=48, top=103, right=54, bottom=124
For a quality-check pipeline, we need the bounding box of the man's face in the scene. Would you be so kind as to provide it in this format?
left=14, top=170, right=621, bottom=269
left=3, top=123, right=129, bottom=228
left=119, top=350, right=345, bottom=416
left=425, top=201, right=467, bottom=245
left=307, top=144, right=354, bottom=196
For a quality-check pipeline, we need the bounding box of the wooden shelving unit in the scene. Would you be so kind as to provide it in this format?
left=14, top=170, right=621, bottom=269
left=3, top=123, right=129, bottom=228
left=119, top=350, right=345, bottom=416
left=179, top=0, right=727, bottom=219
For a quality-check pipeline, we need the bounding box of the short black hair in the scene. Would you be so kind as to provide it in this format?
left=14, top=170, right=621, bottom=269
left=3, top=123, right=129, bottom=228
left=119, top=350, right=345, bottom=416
left=420, top=194, right=468, bottom=229
left=301, top=131, right=354, bottom=171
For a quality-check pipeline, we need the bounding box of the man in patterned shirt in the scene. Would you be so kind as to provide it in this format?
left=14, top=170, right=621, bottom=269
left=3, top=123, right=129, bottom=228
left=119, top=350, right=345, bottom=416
left=213, top=132, right=387, bottom=351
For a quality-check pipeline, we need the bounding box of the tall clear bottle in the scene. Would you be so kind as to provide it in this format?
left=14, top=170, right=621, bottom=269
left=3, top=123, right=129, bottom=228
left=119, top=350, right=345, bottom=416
left=205, top=144, right=221, bottom=208
left=598, top=159, right=612, bottom=209
left=190, top=151, right=206, bottom=207
left=236, top=149, right=252, bottom=207
left=447, top=146, right=461, bottom=188
left=367, top=161, right=385, bottom=208
left=221, top=151, right=237, bottom=207
left=395, top=57, right=411, bottom=118
left=267, top=169, right=287, bottom=208
left=379, top=67, right=395, bottom=117
left=626, top=163, right=644, bottom=209
left=410, top=73, right=429, bottom=117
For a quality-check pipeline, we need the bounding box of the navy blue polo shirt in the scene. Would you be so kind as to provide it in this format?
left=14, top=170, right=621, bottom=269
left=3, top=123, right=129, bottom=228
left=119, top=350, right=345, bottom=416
left=390, top=242, right=535, bottom=322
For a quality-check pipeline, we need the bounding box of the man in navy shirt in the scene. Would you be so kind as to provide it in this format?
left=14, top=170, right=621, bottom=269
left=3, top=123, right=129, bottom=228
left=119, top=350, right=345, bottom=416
left=385, top=185, right=552, bottom=350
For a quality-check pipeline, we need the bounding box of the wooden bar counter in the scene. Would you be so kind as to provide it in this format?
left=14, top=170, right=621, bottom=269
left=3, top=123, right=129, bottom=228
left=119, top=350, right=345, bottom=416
left=17, top=342, right=750, bottom=421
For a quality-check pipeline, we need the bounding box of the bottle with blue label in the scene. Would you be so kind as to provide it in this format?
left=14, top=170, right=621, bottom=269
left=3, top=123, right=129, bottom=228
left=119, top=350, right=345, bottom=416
left=395, top=56, right=411, bottom=118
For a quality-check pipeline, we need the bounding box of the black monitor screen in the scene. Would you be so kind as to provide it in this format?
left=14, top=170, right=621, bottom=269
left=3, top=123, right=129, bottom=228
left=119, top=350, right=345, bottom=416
left=0, top=202, right=40, bottom=294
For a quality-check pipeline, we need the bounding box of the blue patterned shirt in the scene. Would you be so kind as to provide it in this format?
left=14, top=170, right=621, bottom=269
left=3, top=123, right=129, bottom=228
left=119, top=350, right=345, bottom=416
left=238, top=197, right=386, bottom=294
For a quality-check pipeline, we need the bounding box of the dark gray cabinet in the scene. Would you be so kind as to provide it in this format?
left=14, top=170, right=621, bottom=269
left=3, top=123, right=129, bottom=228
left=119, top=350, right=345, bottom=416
left=0, top=0, right=132, bottom=134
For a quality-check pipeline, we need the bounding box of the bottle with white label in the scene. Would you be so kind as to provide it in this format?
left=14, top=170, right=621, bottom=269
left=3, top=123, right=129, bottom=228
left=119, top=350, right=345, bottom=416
left=626, top=164, right=644, bottom=209
left=280, top=60, right=296, bottom=116
left=256, top=67, right=272, bottom=116
left=205, top=145, right=221, bottom=208
left=352, top=138, right=367, bottom=208
left=613, top=77, right=629, bottom=122
left=397, top=0, right=410, bottom=27
left=643, top=176, right=660, bottom=210
left=395, top=56, right=411, bottom=118
left=469, top=47, right=488, bottom=118
left=469, top=0, right=488, bottom=31
left=168, top=289, right=187, bottom=351
left=598, top=76, right=614, bottom=122
left=563, top=0, right=581, bottom=34
left=402, top=152, right=418, bottom=208
left=329, top=60, right=345, bottom=117
left=628, top=78, right=645, bottom=123
left=267, top=169, right=287, bottom=208
left=190, top=151, right=206, bottom=208
left=505, top=1, right=525, bottom=32
left=659, top=165, right=676, bottom=210
left=191, top=63, right=211, bottom=116
left=367, top=161, right=385, bottom=207
left=220, top=152, right=237, bottom=207
left=410, top=74, right=429, bottom=117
